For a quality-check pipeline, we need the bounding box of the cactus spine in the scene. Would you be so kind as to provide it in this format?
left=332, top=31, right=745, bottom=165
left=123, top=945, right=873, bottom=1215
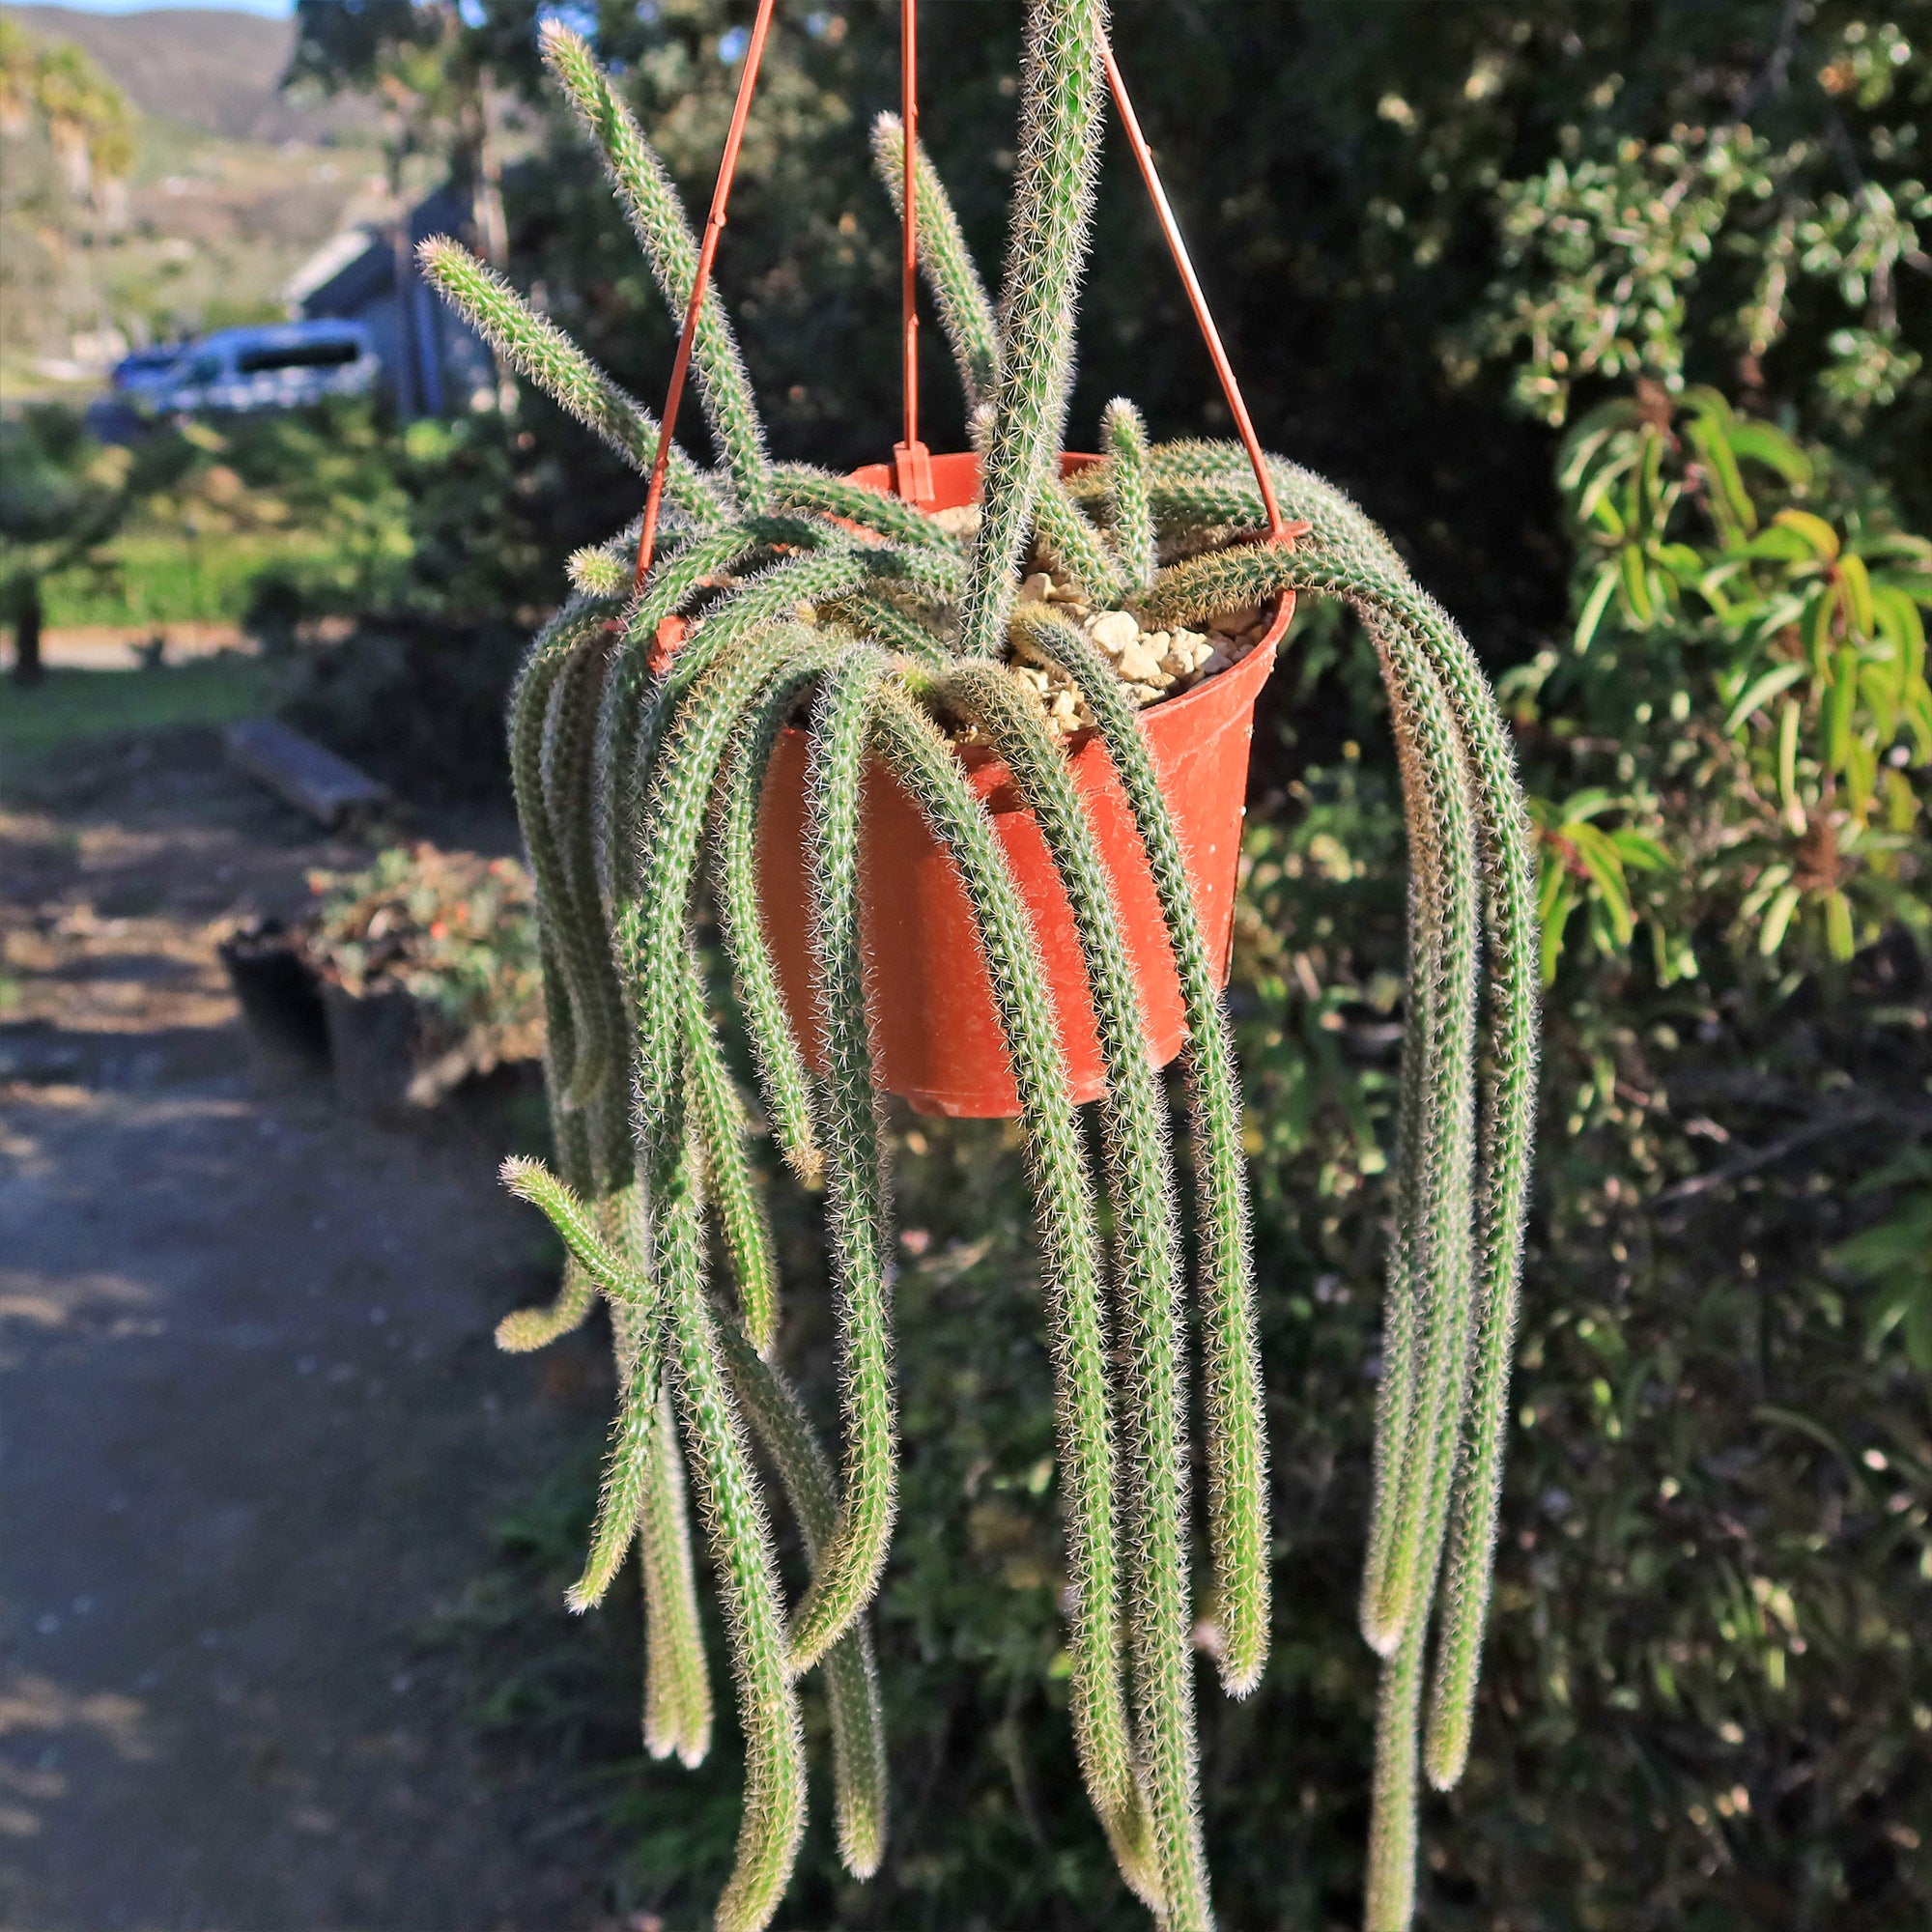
left=445, top=14, right=1537, bottom=1930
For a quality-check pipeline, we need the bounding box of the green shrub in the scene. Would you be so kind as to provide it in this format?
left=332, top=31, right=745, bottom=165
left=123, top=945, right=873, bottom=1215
left=1509, top=385, right=1932, bottom=986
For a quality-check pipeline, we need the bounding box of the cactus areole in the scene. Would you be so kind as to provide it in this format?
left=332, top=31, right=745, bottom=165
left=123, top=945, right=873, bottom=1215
left=422, top=7, right=1541, bottom=1931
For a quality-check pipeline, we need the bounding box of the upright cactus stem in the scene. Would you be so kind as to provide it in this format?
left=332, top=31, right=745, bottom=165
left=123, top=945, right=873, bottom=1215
left=447, top=13, right=1537, bottom=1932
left=870, top=112, right=999, bottom=408
left=416, top=238, right=722, bottom=525
left=542, top=21, right=770, bottom=509
left=1100, top=399, right=1156, bottom=592
left=958, top=0, right=1108, bottom=660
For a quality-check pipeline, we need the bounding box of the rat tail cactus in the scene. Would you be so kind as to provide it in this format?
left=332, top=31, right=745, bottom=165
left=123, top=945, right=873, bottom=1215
left=426, top=6, right=1538, bottom=1928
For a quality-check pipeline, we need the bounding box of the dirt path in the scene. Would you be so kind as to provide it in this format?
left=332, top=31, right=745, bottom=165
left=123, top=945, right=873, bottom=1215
left=0, top=730, right=615, bottom=1930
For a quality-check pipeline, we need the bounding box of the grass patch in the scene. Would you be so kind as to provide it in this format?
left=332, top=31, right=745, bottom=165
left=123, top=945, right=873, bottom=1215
left=0, top=656, right=288, bottom=773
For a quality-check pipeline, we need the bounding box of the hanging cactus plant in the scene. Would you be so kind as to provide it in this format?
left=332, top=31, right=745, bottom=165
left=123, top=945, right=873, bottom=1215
left=421, top=7, right=1539, bottom=1929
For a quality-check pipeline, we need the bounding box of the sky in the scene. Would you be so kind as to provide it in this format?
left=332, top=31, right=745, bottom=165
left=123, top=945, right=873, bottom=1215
left=31, top=1, right=296, bottom=14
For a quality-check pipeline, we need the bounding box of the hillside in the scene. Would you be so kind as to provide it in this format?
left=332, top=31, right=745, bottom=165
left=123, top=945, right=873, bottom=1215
left=0, top=4, right=372, bottom=144
left=0, top=6, right=394, bottom=384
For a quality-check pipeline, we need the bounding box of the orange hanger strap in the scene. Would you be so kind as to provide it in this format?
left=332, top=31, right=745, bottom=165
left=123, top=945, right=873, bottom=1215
left=1102, top=37, right=1288, bottom=543
left=634, top=0, right=781, bottom=645
left=894, top=0, right=933, bottom=503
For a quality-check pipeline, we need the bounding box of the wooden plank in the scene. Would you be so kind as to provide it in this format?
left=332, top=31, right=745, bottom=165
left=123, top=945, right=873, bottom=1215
left=224, top=717, right=389, bottom=828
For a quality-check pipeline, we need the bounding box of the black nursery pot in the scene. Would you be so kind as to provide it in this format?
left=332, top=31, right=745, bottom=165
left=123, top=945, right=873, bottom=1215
left=319, top=979, right=423, bottom=1123
left=218, top=923, right=330, bottom=1091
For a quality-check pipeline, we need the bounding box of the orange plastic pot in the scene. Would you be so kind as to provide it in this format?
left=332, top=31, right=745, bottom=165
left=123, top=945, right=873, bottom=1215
left=753, top=450, right=1291, bottom=1118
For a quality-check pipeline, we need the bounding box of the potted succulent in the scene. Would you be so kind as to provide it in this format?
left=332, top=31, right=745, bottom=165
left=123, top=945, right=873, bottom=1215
left=303, top=842, right=545, bottom=1117
left=422, top=8, right=1539, bottom=1930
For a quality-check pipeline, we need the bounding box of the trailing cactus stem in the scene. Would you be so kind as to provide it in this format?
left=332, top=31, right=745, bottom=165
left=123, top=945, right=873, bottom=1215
left=938, top=661, right=1214, bottom=1903
left=1035, top=476, right=1126, bottom=604
left=1129, top=454, right=1537, bottom=1692
left=1100, top=400, right=1156, bottom=591
left=542, top=633, right=628, bottom=1111
left=652, top=1088, right=808, bottom=1932
left=872, top=683, right=1164, bottom=1911
left=510, top=604, right=620, bottom=1113
left=637, top=1360, right=715, bottom=1766
left=569, top=1323, right=666, bottom=1613
left=1017, top=609, right=1269, bottom=1698
left=594, top=518, right=825, bottom=911
left=495, top=1253, right=595, bottom=1352
left=681, top=948, right=781, bottom=1355
left=624, top=583, right=869, bottom=1127
left=718, top=1318, right=888, bottom=1881
left=712, top=654, right=836, bottom=1188
left=498, top=1156, right=647, bottom=1305
left=771, top=464, right=959, bottom=553
left=496, top=1160, right=667, bottom=1615
left=782, top=648, right=899, bottom=1678
left=1359, top=636, right=1478, bottom=1658
left=1364, top=1615, right=1428, bottom=1932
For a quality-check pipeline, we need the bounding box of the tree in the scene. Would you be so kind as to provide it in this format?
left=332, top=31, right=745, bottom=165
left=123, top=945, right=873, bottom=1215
left=0, top=411, right=194, bottom=686
left=0, top=20, right=136, bottom=356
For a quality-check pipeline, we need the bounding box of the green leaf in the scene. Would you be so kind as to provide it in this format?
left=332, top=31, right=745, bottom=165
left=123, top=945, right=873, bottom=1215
left=1620, top=542, right=1655, bottom=624
left=1741, top=590, right=1809, bottom=646
left=1826, top=645, right=1860, bottom=771
left=1758, top=881, right=1803, bottom=955
left=1651, top=922, right=1697, bottom=986
left=1678, top=386, right=1734, bottom=423
left=1540, top=878, right=1577, bottom=985
left=1835, top=1197, right=1932, bottom=1272
left=1845, top=737, right=1878, bottom=820
left=1590, top=494, right=1629, bottom=540
left=1609, top=829, right=1674, bottom=871
left=1774, top=507, right=1841, bottom=563
left=1638, top=424, right=1666, bottom=522
left=1903, top=678, right=1932, bottom=763
left=1536, top=850, right=1571, bottom=924
left=1558, top=422, right=1622, bottom=493
left=1874, top=583, right=1926, bottom=684
left=1573, top=563, right=1620, bottom=654
left=1744, top=525, right=1824, bottom=564
left=1907, top=1293, right=1932, bottom=1376
left=1777, top=696, right=1804, bottom=828
left=1863, top=646, right=1902, bottom=745
left=1726, top=421, right=1811, bottom=487
left=1806, top=583, right=1839, bottom=673
left=1578, top=445, right=1640, bottom=526
left=1686, top=413, right=1755, bottom=532
left=1824, top=889, right=1855, bottom=962
left=1887, top=766, right=1920, bottom=831
left=1569, top=824, right=1634, bottom=946
left=1722, top=660, right=1807, bottom=735
left=1834, top=1196, right=1932, bottom=1374
left=1837, top=553, right=1876, bottom=638
left=1558, top=788, right=1618, bottom=823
